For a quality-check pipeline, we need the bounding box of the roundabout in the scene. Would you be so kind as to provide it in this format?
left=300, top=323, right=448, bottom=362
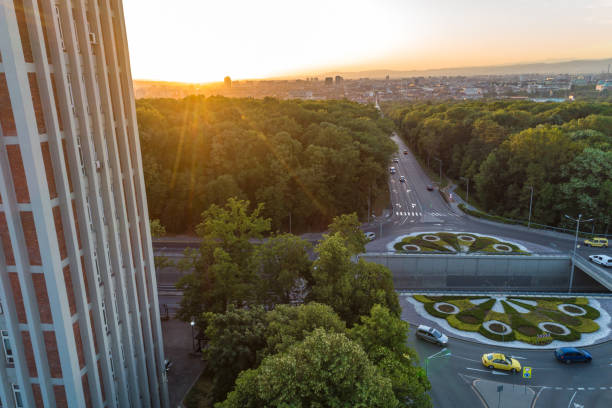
left=389, top=231, right=530, bottom=254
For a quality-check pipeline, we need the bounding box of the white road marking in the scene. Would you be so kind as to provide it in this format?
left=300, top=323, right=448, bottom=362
left=600, top=387, right=607, bottom=390
left=465, top=368, right=489, bottom=373
left=555, top=387, right=563, bottom=390
left=577, top=387, right=584, bottom=390
left=491, top=371, right=509, bottom=376
left=587, top=387, right=595, bottom=390
left=509, top=355, right=527, bottom=360
left=567, top=388, right=573, bottom=391
left=567, top=391, right=577, bottom=408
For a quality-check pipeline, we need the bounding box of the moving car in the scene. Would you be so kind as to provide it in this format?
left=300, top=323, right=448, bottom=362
left=416, top=325, right=448, bottom=346
left=554, top=347, right=592, bottom=364
left=393, top=158, right=399, bottom=163
left=364, top=232, right=376, bottom=241
left=589, top=254, right=612, bottom=267
left=426, top=185, right=434, bottom=191
left=403, top=150, right=408, bottom=155
left=481, top=353, right=521, bottom=373
left=389, top=166, right=396, bottom=174
left=584, top=237, right=609, bottom=248
left=399, top=176, right=406, bottom=183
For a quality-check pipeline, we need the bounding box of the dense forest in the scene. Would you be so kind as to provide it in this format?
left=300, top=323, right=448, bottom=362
left=386, top=101, right=612, bottom=234
left=136, top=96, right=396, bottom=233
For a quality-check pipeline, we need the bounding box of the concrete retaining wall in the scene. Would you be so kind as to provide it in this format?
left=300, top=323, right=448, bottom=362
left=358, top=253, right=604, bottom=292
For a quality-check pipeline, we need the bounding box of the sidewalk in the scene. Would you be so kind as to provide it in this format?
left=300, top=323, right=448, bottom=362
left=162, top=318, right=206, bottom=407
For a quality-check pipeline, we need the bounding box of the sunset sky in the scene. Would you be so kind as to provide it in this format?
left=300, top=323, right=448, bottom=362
left=123, top=0, right=612, bottom=83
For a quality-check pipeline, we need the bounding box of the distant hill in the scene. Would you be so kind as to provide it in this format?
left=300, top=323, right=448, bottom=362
left=320, top=58, right=612, bottom=79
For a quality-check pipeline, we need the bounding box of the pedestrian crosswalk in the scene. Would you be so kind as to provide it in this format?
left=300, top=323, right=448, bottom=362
left=394, top=211, right=461, bottom=218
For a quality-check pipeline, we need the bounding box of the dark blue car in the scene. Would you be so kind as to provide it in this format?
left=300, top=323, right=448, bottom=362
left=554, top=347, right=592, bottom=364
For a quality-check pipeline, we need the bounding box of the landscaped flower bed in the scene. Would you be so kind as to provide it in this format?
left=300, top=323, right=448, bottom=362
left=414, top=295, right=601, bottom=345
left=392, top=232, right=528, bottom=254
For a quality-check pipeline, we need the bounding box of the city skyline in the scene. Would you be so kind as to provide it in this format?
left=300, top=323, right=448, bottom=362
left=124, top=0, right=612, bottom=83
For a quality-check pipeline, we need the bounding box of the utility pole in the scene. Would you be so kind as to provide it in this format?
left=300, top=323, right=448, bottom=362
left=565, top=214, right=593, bottom=293
left=434, top=158, right=442, bottom=185
left=461, top=177, right=469, bottom=205
left=527, top=186, right=534, bottom=228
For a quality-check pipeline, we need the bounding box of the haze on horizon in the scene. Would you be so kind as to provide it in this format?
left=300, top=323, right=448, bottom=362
left=124, top=0, right=612, bottom=83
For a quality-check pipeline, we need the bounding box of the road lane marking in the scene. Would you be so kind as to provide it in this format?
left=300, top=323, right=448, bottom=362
left=587, top=387, right=595, bottom=390
left=556, top=387, right=563, bottom=390
left=465, top=368, right=489, bottom=373
left=510, top=355, right=527, bottom=360
left=491, top=371, right=509, bottom=376
left=567, top=388, right=573, bottom=390
left=577, top=387, right=584, bottom=390
left=601, top=387, right=607, bottom=390
left=567, top=391, right=577, bottom=408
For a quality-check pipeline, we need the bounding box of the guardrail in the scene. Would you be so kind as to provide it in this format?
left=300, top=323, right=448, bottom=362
left=574, top=256, right=612, bottom=291
left=398, top=289, right=612, bottom=297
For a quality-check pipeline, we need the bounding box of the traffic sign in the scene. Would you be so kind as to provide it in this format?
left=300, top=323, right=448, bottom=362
left=522, top=366, right=532, bottom=379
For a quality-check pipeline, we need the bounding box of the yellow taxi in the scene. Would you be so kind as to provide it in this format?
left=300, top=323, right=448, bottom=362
left=584, top=237, right=609, bottom=248
left=481, top=353, right=522, bottom=373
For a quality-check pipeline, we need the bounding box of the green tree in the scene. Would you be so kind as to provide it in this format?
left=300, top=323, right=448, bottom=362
left=350, top=305, right=431, bottom=407
left=176, top=198, right=271, bottom=320
left=251, top=234, right=312, bottom=307
left=217, top=329, right=400, bottom=408
left=328, top=213, right=368, bottom=254
left=201, top=306, right=268, bottom=402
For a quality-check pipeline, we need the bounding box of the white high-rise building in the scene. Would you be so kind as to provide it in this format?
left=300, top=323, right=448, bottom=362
left=0, top=1, right=169, bottom=406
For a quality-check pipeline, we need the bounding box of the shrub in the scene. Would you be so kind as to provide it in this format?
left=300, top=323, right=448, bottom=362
left=411, top=237, right=452, bottom=252
left=579, top=304, right=601, bottom=320
left=413, top=295, right=430, bottom=303
left=437, top=232, right=461, bottom=251
left=447, top=314, right=479, bottom=331
left=541, top=310, right=581, bottom=327
left=478, top=324, right=515, bottom=342
left=507, top=298, right=537, bottom=311
left=468, top=237, right=497, bottom=253
left=423, top=302, right=451, bottom=319
left=570, top=318, right=599, bottom=333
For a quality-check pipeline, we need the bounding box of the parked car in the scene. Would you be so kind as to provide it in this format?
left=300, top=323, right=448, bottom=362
left=364, top=232, right=376, bottom=241
left=403, top=150, right=409, bottom=155
left=416, top=325, right=448, bottom=346
left=393, top=158, right=399, bottom=163
left=399, top=176, right=406, bottom=183
left=481, top=353, right=521, bottom=373
left=389, top=166, right=396, bottom=174
left=589, top=254, right=612, bottom=267
left=426, top=185, right=434, bottom=191
left=584, top=237, right=609, bottom=248
left=554, top=347, right=592, bottom=364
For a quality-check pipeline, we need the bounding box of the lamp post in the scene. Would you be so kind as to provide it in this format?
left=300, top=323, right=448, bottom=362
left=527, top=186, right=534, bottom=228
left=190, top=320, right=196, bottom=352
left=434, top=158, right=442, bottom=185
left=565, top=214, right=593, bottom=293
left=460, top=177, right=469, bottom=205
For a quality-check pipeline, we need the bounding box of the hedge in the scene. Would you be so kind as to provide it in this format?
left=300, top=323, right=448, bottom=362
left=423, top=302, right=452, bottom=319
left=579, top=304, right=601, bottom=320
left=478, top=324, right=516, bottom=342
left=468, top=237, right=498, bottom=253
left=447, top=314, right=479, bottom=332
left=437, top=232, right=461, bottom=251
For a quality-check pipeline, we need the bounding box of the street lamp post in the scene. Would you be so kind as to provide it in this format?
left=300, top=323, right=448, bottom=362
left=565, top=214, right=593, bottom=293
left=460, top=177, right=469, bottom=205
left=190, top=320, right=196, bottom=352
left=527, top=186, right=534, bottom=228
left=434, top=158, right=442, bottom=185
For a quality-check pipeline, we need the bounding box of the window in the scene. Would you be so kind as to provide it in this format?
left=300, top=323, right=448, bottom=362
left=11, top=384, right=23, bottom=408
left=1, top=331, right=14, bottom=365
left=66, top=74, right=75, bottom=114
left=53, top=5, right=66, bottom=51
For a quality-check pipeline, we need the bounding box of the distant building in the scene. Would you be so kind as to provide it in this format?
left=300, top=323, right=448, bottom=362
left=325, top=77, right=334, bottom=86
left=224, top=76, right=232, bottom=88
left=335, top=75, right=344, bottom=85
left=595, top=80, right=612, bottom=91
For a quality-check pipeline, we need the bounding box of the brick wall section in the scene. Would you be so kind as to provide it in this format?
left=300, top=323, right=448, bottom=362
left=13, top=0, right=34, bottom=63
left=43, top=331, right=62, bottom=378
left=53, top=206, right=68, bottom=260
left=21, top=331, right=38, bottom=377
left=0, top=73, right=17, bottom=136
left=27, top=73, right=46, bottom=134
left=54, top=385, right=68, bottom=408
left=8, top=272, right=26, bottom=323
left=20, top=211, right=42, bottom=265
left=73, top=321, right=85, bottom=368
left=32, top=384, right=43, bottom=406
left=61, top=140, right=73, bottom=192
left=72, top=200, right=82, bottom=249
left=7, top=145, right=30, bottom=203
left=63, top=265, right=76, bottom=315
left=32, top=273, right=53, bottom=323
left=81, top=256, right=91, bottom=303
left=41, top=142, right=58, bottom=199
left=36, top=0, right=52, bottom=63
left=82, top=373, right=93, bottom=408
left=0, top=212, right=15, bottom=265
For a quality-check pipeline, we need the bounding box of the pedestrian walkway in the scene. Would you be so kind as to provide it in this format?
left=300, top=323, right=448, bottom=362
left=162, top=318, right=206, bottom=407
left=473, top=378, right=535, bottom=408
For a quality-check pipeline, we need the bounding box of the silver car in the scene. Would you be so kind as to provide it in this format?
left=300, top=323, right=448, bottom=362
left=416, top=325, right=448, bottom=346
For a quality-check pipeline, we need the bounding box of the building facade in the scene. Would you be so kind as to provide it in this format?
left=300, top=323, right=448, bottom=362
left=0, top=1, right=168, bottom=407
